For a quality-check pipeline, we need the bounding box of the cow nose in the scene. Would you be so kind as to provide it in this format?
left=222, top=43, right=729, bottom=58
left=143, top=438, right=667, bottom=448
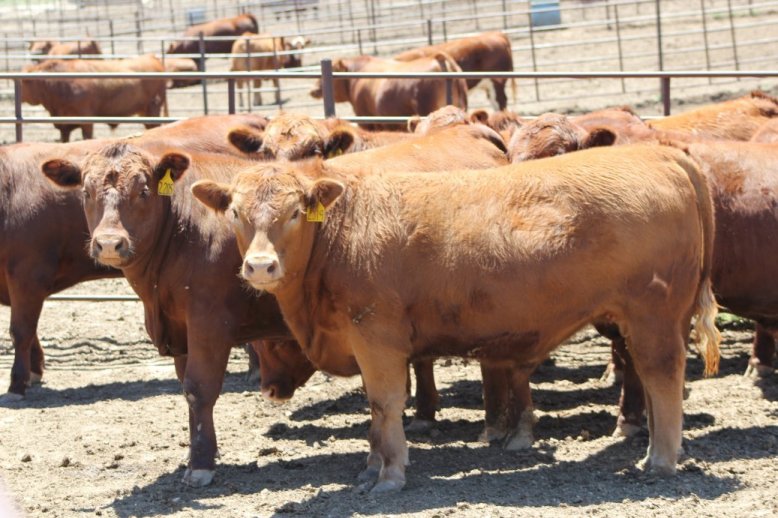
left=94, top=235, right=128, bottom=254
left=242, top=254, right=280, bottom=282
left=261, top=384, right=277, bottom=400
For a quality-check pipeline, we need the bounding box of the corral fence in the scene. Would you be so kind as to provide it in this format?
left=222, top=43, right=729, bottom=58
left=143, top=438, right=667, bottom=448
left=2, top=0, right=778, bottom=133
left=5, top=65, right=778, bottom=144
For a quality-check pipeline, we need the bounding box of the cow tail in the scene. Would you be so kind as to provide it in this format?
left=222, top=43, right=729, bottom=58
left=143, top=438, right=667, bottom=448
left=677, top=149, right=720, bottom=377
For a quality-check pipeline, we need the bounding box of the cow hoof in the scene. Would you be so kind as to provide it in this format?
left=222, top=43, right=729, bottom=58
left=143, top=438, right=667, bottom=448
left=182, top=468, right=215, bottom=487
left=503, top=431, right=533, bottom=451
left=478, top=426, right=507, bottom=444
left=744, top=362, right=774, bottom=379
left=613, top=422, right=642, bottom=438
left=370, top=478, right=405, bottom=494
left=357, top=465, right=380, bottom=484
left=600, top=363, right=623, bottom=385
left=638, top=456, right=677, bottom=476
left=405, top=418, right=435, bottom=434
left=29, top=372, right=43, bottom=385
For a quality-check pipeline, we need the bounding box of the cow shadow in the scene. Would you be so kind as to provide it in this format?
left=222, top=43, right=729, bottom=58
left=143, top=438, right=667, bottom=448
left=106, top=424, right=767, bottom=517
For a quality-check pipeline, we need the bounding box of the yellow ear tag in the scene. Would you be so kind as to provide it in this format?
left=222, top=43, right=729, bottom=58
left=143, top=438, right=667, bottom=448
left=305, top=202, right=326, bottom=222
left=158, top=168, right=175, bottom=196
left=326, top=147, right=344, bottom=159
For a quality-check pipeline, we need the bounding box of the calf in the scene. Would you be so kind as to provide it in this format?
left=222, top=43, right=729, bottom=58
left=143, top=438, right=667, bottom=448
left=309, top=54, right=468, bottom=130
left=193, top=144, right=719, bottom=492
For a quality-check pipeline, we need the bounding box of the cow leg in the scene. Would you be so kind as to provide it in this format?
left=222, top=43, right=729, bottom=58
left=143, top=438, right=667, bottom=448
left=745, top=324, right=776, bottom=378
left=479, top=364, right=511, bottom=443
left=613, top=337, right=645, bottom=437
left=7, top=293, right=46, bottom=398
left=29, top=336, right=45, bottom=384
left=494, top=80, right=508, bottom=111
left=245, top=343, right=260, bottom=384
left=594, top=322, right=624, bottom=384
left=629, top=322, right=685, bottom=476
left=502, top=366, right=536, bottom=451
left=57, top=125, right=74, bottom=143
left=81, top=124, right=94, bottom=140
left=354, top=343, right=409, bottom=494
left=237, top=80, right=245, bottom=108
left=255, top=80, right=263, bottom=106
left=405, top=359, right=437, bottom=432
left=180, top=341, right=230, bottom=487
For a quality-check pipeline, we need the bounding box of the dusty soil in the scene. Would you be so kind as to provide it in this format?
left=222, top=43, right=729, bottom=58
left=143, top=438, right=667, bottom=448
left=1, top=279, right=777, bottom=517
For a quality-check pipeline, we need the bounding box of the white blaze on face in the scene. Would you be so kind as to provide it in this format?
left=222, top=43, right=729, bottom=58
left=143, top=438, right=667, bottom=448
left=242, top=251, right=283, bottom=289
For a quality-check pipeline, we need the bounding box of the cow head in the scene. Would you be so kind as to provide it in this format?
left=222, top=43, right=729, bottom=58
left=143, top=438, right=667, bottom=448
left=192, top=165, right=343, bottom=293
left=507, top=113, right=616, bottom=162
left=29, top=40, right=54, bottom=56
left=41, top=142, right=190, bottom=268
left=252, top=340, right=316, bottom=402
left=310, top=58, right=351, bottom=102
left=227, top=113, right=356, bottom=160
left=283, top=36, right=310, bottom=69
left=409, top=105, right=469, bottom=134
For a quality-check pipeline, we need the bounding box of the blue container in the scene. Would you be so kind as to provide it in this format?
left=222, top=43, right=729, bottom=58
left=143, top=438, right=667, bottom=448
left=186, top=7, right=207, bottom=27
left=530, top=0, right=562, bottom=27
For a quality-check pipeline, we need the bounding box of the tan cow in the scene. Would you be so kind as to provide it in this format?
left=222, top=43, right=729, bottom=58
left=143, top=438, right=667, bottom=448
left=227, top=113, right=412, bottom=160
left=21, top=55, right=167, bottom=142
left=394, top=32, right=515, bottom=110
left=309, top=54, right=468, bottom=130
left=648, top=91, right=778, bottom=140
left=29, top=39, right=102, bottom=59
left=751, top=118, right=778, bottom=143
left=193, top=144, right=719, bottom=492
left=230, top=33, right=310, bottom=107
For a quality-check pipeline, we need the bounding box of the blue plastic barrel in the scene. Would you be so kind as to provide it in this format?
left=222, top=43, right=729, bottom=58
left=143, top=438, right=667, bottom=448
left=530, top=0, right=562, bottom=27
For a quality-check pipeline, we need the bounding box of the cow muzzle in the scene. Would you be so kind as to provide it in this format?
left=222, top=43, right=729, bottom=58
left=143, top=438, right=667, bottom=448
left=260, top=382, right=294, bottom=402
left=242, top=253, right=284, bottom=290
left=91, top=233, right=131, bottom=266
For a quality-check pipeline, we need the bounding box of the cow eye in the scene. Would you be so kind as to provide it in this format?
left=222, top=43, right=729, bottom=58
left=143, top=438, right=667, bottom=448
left=230, top=208, right=239, bottom=220
left=290, top=208, right=300, bottom=220
left=139, top=187, right=150, bottom=199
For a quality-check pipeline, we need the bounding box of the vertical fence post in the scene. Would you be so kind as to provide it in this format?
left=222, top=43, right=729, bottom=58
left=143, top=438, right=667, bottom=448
left=443, top=20, right=448, bottom=42
left=726, top=0, right=740, bottom=71
left=109, top=20, right=115, bottom=56
left=14, top=79, right=23, bottom=143
left=502, top=0, right=508, bottom=30
left=357, top=29, right=363, bottom=55
left=427, top=19, right=432, bottom=45
left=135, top=11, right=142, bottom=54
left=273, top=39, right=282, bottom=106
left=228, top=78, right=236, bottom=114
left=246, top=36, right=252, bottom=112
left=700, top=0, right=712, bottom=84
left=320, top=58, right=336, bottom=118
left=615, top=4, right=625, bottom=93
left=199, top=32, right=208, bottom=114
left=655, top=0, right=664, bottom=109
left=527, top=12, right=540, bottom=101
left=661, top=77, right=671, bottom=116
left=77, top=40, right=82, bottom=58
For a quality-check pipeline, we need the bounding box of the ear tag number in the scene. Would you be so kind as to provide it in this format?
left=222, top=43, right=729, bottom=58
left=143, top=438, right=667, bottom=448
left=158, top=168, right=175, bottom=196
left=306, top=202, right=326, bottom=222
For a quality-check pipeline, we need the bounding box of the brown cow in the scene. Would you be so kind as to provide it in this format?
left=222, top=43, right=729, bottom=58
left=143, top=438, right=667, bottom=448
left=309, top=54, right=468, bottom=130
left=751, top=118, right=778, bottom=143
left=162, top=57, right=200, bottom=88
left=394, top=32, right=515, bottom=110
left=167, top=13, right=258, bottom=69
left=469, top=109, right=525, bottom=140
left=21, top=55, right=167, bottom=142
left=230, top=33, right=310, bottom=107
left=29, top=39, right=102, bottom=59
left=40, top=142, right=293, bottom=487
left=648, top=91, right=778, bottom=140
left=193, top=144, right=719, bottom=492
left=227, top=113, right=412, bottom=160
left=0, top=139, right=121, bottom=400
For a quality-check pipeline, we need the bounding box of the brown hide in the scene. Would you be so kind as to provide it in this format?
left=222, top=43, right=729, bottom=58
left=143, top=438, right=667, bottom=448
left=163, top=57, right=199, bottom=88
left=21, top=55, right=167, bottom=142
left=751, top=118, right=778, bottom=143
left=29, top=39, right=102, bottom=58
left=224, top=143, right=717, bottom=489
left=309, top=54, right=469, bottom=130
left=1, top=139, right=120, bottom=397
left=136, top=114, right=268, bottom=156
left=167, top=13, right=258, bottom=57
left=395, top=31, right=514, bottom=110
left=648, top=91, right=778, bottom=140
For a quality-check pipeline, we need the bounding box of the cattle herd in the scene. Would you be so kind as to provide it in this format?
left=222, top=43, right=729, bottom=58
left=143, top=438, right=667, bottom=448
left=3, top=13, right=778, bottom=500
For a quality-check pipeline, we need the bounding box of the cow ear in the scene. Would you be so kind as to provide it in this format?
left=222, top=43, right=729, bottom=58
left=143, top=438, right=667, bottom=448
left=407, top=116, right=422, bottom=133
left=191, top=180, right=232, bottom=213
left=582, top=128, right=617, bottom=149
left=154, top=152, right=190, bottom=183
left=307, top=179, right=344, bottom=210
left=41, top=159, right=83, bottom=188
left=323, top=127, right=355, bottom=158
left=228, top=126, right=263, bottom=154
left=470, top=109, right=489, bottom=124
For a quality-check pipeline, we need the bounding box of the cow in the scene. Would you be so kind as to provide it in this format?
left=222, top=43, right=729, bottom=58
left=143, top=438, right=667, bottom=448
left=469, top=109, right=525, bottom=140
left=237, top=122, right=510, bottom=431
left=751, top=118, right=778, bottom=143
left=162, top=57, right=200, bottom=88
left=648, top=91, right=778, bottom=140
left=29, top=39, right=102, bottom=59
left=394, top=32, right=515, bottom=110
left=167, top=13, right=259, bottom=70
left=192, top=144, right=719, bottom=492
left=309, top=54, right=468, bottom=130
left=230, top=33, right=310, bottom=107
left=1, top=139, right=121, bottom=400
left=40, top=142, right=294, bottom=487
left=227, top=113, right=412, bottom=160
left=21, top=55, right=168, bottom=142
left=407, top=105, right=469, bottom=134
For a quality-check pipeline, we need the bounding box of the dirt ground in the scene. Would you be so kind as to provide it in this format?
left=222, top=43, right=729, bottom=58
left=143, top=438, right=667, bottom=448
left=1, top=278, right=777, bottom=517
